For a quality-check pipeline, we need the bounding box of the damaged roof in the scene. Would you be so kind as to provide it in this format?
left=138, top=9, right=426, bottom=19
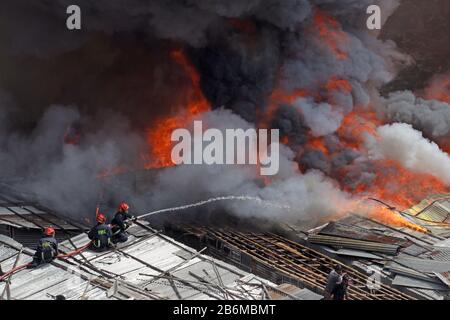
left=0, top=185, right=87, bottom=232
left=296, top=196, right=450, bottom=300
left=404, top=194, right=450, bottom=225
left=0, top=222, right=309, bottom=300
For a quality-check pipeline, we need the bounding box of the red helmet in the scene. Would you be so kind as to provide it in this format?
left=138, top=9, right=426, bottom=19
left=118, top=202, right=130, bottom=212
left=96, top=213, right=107, bottom=224
left=44, top=227, right=55, bottom=237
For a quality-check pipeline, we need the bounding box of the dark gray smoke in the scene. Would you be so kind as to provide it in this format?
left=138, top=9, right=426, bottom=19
left=381, top=91, right=450, bottom=139
left=0, top=102, right=147, bottom=219
left=1, top=0, right=448, bottom=224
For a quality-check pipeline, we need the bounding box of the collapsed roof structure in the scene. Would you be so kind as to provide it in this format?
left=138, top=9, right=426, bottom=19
left=1, top=184, right=450, bottom=300
left=288, top=195, right=450, bottom=300
left=0, top=189, right=86, bottom=247
left=163, top=195, right=450, bottom=300
left=0, top=219, right=321, bottom=300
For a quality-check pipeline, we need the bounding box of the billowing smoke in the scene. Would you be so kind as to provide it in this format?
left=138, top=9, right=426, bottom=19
left=0, top=0, right=448, bottom=226
left=367, top=123, right=450, bottom=184
left=137, top=109, right=353, bottom=224
left=381, top=91, right=450, bottom=139
left=423, top=74, right=450, bottom=104
left=0, top=102, right=148, bottom=218
left=295, top=98, right=343, bottom=137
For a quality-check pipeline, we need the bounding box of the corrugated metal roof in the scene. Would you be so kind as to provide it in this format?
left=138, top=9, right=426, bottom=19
left=0, top=207, right=84, bottom=231
left=318, top=221, right=407, bottom=245
left=401, top=244, right=429, bottom=257
left=404, top=195, right=450, bottom=226
left=384, top=262, right=439, bottom=283
left=334, top=249, right=384, bottom=260
left=434, top=272, right=450, bottom=287
left=0, top=223, right=308, bottom=300
left=392, top=275, right=448, bottom=291
left=308, top=234, right=400, bottom=255
left=267, top=283, right=323, bottom=300
left=306, top=213, right=450, bottom=299
left=393, top=256, right=450, bottom=273
left=404, top=194, right=450, bottom=216
left=428, top=248, right=450, bottom=262
left=0, top=187, right=88, bottom=234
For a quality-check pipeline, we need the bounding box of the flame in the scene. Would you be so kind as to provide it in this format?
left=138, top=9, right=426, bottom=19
left=424, top=74, right=450, bottom=104
left=368, top=206, right=428, bottom=234
left=308, top=136, right=329, bottom=155
left=337, top=110, right=380, bottom=150
left=439, top=138, right=450, bottom=155
left=333, top=109, right=449, bottom=227
left=261, top=88, right=309, bottom=128
left=313, top=9, right=349, bottom=60
left=348, top=160, right=449, bottom=209
left=326, top=77, right=352, bottom=94
left=269, top=88, right=310, bottom=105
left=145, top=49, right=210, bottom=168
left=64, top=124, right=81, bottom=145
left=343, top=199, right=429, bottom=233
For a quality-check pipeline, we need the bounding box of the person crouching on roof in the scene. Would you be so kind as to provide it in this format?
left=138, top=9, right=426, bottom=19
left=27, top=227, right=58, bottom=268
left=111, top=202, right=135, bottom=244
left=88, top=213, right=113, bottom=251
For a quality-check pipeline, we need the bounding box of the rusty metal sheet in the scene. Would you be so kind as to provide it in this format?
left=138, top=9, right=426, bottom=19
left=434, top=272, right=450, bottom=287
left=318, top=221, right=407, bottom=245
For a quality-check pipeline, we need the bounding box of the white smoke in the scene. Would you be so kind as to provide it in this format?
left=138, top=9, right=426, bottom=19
left=366, top=123, right=450, bottom=184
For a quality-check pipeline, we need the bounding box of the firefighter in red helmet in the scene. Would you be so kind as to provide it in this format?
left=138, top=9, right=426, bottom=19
left=111, top=202, right=135, bottom=244
left=28, top=227, right=59, bottom=268
left=88, top=213, right=113, bottom=251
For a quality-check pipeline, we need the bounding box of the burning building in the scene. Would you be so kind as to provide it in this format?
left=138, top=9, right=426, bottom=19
left=0, top=0, right=449, bottom=301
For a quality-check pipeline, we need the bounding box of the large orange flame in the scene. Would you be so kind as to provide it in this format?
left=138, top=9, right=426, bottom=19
left=368, top=206, right=428, bottom=233
left=145, top=49, right=210, bottom=168
left=358, top=160, right=448, bottom=209
left=100, top=11, right=445, bottom=236
left=335, top=110, right=449, bottom=210
left=337, top=110, right=380, bottom=150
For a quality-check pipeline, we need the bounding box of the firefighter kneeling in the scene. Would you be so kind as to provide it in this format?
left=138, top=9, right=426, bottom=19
left=88, top=213, right=113, bottom=251
left=111, top=202, right=135, bottom=244
left=28, top=227, right=58, bottom=268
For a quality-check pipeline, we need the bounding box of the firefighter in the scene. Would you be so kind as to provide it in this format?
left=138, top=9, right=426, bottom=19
left=88, top=213, right=113, bottom=251
left=324, top=264, right=343, bottom=300
left=332, top=273, right=350, bottom=300
left=28, top=227, right=58, bottom=268
left=111, top=202, right=135, bottom=244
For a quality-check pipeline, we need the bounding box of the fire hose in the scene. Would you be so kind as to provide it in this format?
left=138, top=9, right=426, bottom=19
left=1, top=196, right=288, bottom=283
left=1, top=224, right=128, bottom=281
left=0, top=264, right=30, bottom=282
left=0, top=241, right=92, bottom=282
left=133, top=196, right=292, bottom=221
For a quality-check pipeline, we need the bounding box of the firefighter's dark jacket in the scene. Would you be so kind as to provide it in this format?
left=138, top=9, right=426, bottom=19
left=36, top=236, right=58, bottom=259
left=37, top=236, right=58, bottom=256
left=88, top=223, right=113, bottom=241
left=111, top=211, right=133, bottom=232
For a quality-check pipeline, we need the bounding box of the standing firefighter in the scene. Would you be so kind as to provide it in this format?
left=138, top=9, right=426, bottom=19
left=88, top=213, right=113, bottom=251
left=332, top=273, right=350, bottom=300
left=111, top=202, right=135, bottom=244
left=28, top=227, right=58, bottom=268
left=324, top=264, right=343, bottom=300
